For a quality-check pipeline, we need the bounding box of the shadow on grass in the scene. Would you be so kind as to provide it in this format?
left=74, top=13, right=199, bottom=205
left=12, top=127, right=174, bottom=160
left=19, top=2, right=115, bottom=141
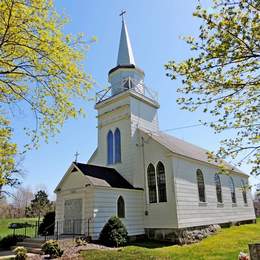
left=128, top=240, right=175, bottom=249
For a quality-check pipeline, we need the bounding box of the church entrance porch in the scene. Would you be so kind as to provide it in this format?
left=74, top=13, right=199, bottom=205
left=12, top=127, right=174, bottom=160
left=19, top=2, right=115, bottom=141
left=63, top=198, right=83, bottom=234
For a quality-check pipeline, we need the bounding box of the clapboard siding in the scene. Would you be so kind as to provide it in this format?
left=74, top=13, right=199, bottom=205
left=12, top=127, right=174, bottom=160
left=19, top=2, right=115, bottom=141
left=92, top=187, right=144, bottom=240
left=139, top=133, right=179, bottom=228
left=55, top=193, right=63, bottom=225
left=54, top=187, right=95, bottom=235
left=172, top=156, right=255, bottom=228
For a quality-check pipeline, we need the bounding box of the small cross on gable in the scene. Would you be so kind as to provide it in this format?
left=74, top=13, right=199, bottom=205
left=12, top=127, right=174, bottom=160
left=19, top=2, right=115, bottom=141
left=74, top=151, right=80, bottom=162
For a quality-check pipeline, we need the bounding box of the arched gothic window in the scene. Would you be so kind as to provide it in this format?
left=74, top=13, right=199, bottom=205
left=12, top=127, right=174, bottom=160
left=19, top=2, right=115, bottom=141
left=241, top=179, right=248, bottom=204
left=156, top=162, right=167, bottom=202
left=114, top=128, right=121, bottom=163
left=117, top=196, right=125, bottom=218
left=147, top=164, right=157, bottom=203
left=214, top=174, right=222, bottom=203
left=229, top=177, right=236, bottom=204
left=196, top=169, right=206, bottom=202
left=107, top=130, right=113, bottom=165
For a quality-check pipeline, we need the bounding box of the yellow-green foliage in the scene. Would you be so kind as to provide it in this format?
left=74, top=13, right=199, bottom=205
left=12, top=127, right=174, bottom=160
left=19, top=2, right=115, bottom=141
left=42, top=240, right=63, bottom=258
left=0, top=0, right=93, bottom=186
left=13, top=246, right=27, bottom=260
left=0, top=116, right=16, bottom=187
left=82, top=218, right=260, bottom=260
left=165, top=0, right=259, bottom=175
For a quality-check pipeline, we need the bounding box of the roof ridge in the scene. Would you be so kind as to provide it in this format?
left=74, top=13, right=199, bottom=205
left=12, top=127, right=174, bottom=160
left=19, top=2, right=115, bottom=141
left=138, top=128, right=245, bottom=175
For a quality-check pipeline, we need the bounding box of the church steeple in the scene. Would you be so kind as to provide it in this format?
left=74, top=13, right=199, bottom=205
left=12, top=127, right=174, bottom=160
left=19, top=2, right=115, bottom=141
left=117, top=19, right=136, bottom=66
left=108, top=15, right=145, bottom=96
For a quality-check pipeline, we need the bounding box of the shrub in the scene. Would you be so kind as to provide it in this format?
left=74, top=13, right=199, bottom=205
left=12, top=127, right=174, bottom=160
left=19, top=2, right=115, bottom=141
left=75, top=237, right=86, bottom=247
left=38, top=211, right=55, bottom=235
left=13, top=246, right=27, bottom=260
left=41, top=240, right=63, bottom=258
left=99, top=216, right=128, bottom=247
left=75, top=236, right=91, bottom=246
left=0, top=235, right=26, bottom=249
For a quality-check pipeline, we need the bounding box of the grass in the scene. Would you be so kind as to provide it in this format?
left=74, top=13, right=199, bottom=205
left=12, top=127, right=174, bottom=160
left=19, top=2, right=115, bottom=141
left=0, top=218, right=38, bottom=238
left=82, top=218, right=260, bottom=260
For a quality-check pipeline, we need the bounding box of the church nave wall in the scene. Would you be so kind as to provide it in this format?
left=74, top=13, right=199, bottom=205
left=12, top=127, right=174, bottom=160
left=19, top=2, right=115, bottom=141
left=172, top=156, right=255, bottom=228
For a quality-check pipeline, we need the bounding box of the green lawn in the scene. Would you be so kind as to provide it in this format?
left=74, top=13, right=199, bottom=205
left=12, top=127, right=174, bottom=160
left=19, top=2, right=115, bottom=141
left=82, top=218, right=260, bottom=260
left=0, top=218, right=38, bottom=238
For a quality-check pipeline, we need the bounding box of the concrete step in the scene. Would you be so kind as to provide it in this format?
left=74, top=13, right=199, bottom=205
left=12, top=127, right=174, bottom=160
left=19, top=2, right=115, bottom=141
left=11, top=239, right=45, bottom=256
left=16, top=241, right=44, bottom=248
left=11, top=246, right=43, bottom=255
left=23, top=238, right=45, bottom=244
left=26, top=248, right=44, bottom=255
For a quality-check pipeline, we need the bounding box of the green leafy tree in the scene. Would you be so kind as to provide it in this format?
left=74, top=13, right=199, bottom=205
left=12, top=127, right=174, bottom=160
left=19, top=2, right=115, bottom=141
left=165, top=0, right=259, bottom=175
left=27, top=190, right=53, bottom=222
left=0, top=0, right=93, bottom=189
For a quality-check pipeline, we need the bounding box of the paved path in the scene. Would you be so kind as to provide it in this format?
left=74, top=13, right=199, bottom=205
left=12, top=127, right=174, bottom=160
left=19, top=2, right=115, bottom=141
left=0, top=250, right=15, bottom=259
left=0, top=251, right=40, bottom=259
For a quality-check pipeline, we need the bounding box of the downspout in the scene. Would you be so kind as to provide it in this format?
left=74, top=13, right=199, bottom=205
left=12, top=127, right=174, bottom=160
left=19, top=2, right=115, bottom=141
left=141, top=136, right=148, bottom=212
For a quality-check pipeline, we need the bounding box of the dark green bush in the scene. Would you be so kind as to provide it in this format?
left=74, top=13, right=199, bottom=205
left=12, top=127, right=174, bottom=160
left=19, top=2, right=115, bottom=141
left=0, top=235, right=26, bottom=249
left=38, top=211, right=55, bottom=235
left=99, top=216, right=128, bottom=247
left=41, top=240, right=63, bottom=258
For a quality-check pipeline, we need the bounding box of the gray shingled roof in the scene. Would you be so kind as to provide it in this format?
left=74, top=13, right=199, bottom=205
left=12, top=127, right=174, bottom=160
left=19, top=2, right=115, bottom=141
left=140, top=129, right=245, bottom=175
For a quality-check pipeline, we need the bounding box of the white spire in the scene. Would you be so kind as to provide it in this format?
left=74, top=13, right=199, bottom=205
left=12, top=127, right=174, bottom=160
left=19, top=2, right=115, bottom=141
left=117, top=19, right=136, bottom=66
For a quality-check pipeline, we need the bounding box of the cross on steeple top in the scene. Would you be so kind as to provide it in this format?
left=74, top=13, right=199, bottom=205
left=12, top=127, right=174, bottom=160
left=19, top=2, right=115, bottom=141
left=117, top=11, right=135, bottom=66
left=119, top=10, right=126, bottom=21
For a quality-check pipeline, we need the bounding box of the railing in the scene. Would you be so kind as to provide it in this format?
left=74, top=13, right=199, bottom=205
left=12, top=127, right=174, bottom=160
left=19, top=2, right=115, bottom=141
left=43, top=222, right=55, bottom=241
left=54, top=219, right=89, bottom=240
left=8, top=220, right=41, bottom=238
left=95, top=77, right=158, bottom=104
left=95, top=87, right=112, bottom=103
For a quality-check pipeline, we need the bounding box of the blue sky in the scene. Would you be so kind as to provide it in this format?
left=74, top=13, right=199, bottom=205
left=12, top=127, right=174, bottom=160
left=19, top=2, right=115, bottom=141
left=10, top=0, right=258, bottom=199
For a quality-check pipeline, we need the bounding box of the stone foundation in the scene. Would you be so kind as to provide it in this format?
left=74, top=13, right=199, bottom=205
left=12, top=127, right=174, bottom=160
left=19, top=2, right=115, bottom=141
left=145, top=219, right=256, bottom=244
left=145, top=225, right=221, bottom=245
left=128, top=234, right=147, bottom=242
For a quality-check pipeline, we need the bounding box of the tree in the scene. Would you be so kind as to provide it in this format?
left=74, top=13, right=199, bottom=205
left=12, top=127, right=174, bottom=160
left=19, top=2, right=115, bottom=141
left=11, top=186, right=33, bottom=217
left=38, top=211, right=55, bottom=235
left=0, top=0, right=93, bottom=188
left=165, top=0, right=259, bottom=175
left=26, top=190, right=53, bottom=222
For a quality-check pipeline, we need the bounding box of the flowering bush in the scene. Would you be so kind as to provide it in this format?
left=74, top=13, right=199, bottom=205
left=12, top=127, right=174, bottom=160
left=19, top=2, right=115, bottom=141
left=13, top=246, right=27, bottom=260
left=42, top=240, right=63, bottom=258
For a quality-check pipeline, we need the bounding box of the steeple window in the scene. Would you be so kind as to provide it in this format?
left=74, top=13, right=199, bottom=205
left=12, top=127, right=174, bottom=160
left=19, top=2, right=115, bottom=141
left=114, top=128, right=121, bottom=163
left=107, top=130, right=113, bottom=165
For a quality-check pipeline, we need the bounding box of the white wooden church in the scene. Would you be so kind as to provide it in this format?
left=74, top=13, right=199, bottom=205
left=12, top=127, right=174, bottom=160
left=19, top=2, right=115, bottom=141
left=54, top=18, right=256, bottom=241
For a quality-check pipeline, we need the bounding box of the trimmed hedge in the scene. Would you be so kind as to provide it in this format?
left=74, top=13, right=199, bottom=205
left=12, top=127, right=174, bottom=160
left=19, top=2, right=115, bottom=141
left=0, top=235, right=27, bottom=249
left=99, top=216, right=128, bottom=247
